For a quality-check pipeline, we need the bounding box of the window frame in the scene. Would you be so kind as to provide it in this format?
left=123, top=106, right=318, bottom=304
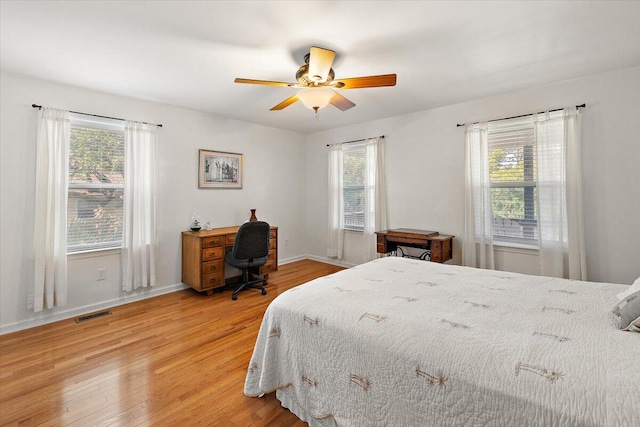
left=488, top=118, right=539, bottom=248
left=342, top=143, right=366, bottom=232
left=67, top=114, right=125, bottom=254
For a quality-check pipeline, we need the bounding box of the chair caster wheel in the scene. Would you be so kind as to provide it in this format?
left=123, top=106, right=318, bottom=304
left=261, top=289, right=267, bottom=295
left=232, top=294, right=238, bottom=300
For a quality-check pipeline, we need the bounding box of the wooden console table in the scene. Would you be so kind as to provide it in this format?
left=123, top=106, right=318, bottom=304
left=375, top=229, right=453, bottom=263
left=182, top=225, right=278, bottom=295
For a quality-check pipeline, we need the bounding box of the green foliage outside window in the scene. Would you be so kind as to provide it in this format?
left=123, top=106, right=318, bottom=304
left=69, top=126, right=124, bottom=184
left=343, top=149, right=366, bottom=229
left=67, top=125, right=125, bottom=252
left=489, top=146, right=534, bottom=221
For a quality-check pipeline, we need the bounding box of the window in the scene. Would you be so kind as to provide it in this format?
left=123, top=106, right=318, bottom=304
left=465, top=107, right=583, bottom=274
left=487, top=111, right=563, bottom=246
left=67, top=115, right=125, bottom=253
left=328, top=136, right=387, bottom=259
left=488, top=117, right=536, bottom=245
left=342, top=144, right=366, bottom=230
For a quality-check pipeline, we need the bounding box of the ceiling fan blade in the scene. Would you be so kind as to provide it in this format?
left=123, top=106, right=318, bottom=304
left=235, top=78, right=297, bottom=87
left=333, top=74, right=397, bottom=89
left=308, top=47, right=336, bottom=83
left=270, top=94, right=299, bottom=111
left=330, top=91, right=356, bottom=111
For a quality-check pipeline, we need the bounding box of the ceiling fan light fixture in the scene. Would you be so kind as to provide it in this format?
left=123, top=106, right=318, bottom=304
left=297, top=87, right=334, bottom=110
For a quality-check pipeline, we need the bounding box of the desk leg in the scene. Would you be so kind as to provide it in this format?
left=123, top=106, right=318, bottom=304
left=431, top=240, right=442, bottom=263
left=206, top=288, right=224, bottom=296
left=376, top=235, right=388, bottom=254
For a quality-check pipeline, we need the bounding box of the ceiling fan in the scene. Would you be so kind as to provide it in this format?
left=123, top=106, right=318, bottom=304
left=234, top=47, right=396, bottom=118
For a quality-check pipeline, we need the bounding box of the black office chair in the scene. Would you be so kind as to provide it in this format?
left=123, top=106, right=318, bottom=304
left=225, top=221, right=270, bottom=300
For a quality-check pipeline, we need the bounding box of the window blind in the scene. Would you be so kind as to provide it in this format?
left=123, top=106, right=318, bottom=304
left=487, top=111, right=564, bottom=244
left=488, top=116, right=538, bottom=242
left=67, top=115, right=125, bottom=252
left=343, top=145, right=366, bottom=230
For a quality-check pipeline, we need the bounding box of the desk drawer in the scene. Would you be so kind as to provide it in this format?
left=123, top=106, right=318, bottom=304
left=267, top=251, right=276, bottom=261
left=270, top=229, right=277, bottom=239
left=202, top=247, right=224, bottom=261
left=202, top=237, right=223, bottom=248
left=269, top=239, right=276, bottom=250
left=202, top=260, right=223, bottom=275
left=225, top=234, right=235, bottom=247
left=262, top=260, right=277, bottom=274
left=202, top=272, right=224, bottom=289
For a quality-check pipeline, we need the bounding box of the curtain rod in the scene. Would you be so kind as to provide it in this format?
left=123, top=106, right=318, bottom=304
left=326, top=135, right=385, bottom=147
left=32, top=104, right=163, bottom=128
left=456, top=104, right=585, bottom=128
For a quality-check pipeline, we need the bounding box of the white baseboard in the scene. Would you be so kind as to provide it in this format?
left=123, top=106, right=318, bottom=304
left=278, top=255, right=308, bottom=265
left=1, top=255, right=351, bottom=336
left=279, top=254, right=355, bottom=269
left=0, top=282, right=189, bottom=336
left=305, top=254, right=356, bottom=269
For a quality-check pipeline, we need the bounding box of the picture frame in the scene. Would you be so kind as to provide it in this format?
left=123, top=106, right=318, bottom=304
left=198, top=149, right=243, bottom=189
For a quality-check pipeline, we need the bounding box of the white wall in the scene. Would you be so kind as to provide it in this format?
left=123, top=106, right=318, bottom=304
left=3, top=66, right=639, bottom=334
left=0, top=72, right=308, bottom=333
left=305, top=66, right=640, bottom=285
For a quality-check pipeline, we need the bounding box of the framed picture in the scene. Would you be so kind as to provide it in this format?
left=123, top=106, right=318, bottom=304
left=198, top=149, right=243, bottom=189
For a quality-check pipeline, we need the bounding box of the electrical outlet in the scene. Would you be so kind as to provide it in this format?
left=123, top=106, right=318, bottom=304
left=284, top=239, right=289, bottom=246
left=97, top=268, right=106, bottom=281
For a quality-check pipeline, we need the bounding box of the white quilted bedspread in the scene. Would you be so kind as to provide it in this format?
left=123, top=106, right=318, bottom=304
left=244, top=257, right=640, bottom=426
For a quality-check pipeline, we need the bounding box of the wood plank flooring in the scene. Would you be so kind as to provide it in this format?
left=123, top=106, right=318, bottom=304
left=0, top=259, right=344, bottom=426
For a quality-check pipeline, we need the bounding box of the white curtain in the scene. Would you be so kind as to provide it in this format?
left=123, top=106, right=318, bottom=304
left=122, top=121, right=158, bottom=292
left=463, top=123, right=495, bottom=269
left=327, top=144, right=344, bottom=259
left=32, top=108, right=70, bottom=312
left=535, top=107, right=586, bottom=280
left=364, top=136, right=388, bottom=261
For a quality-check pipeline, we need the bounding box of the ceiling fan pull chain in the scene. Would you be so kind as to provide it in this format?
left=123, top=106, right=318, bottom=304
left=314, top=107, right=321, bottom=121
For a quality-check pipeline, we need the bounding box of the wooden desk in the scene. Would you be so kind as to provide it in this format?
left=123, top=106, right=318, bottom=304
left=375, top=228, right=453, bottom=263
left=182, top=225, right=278, bottom=295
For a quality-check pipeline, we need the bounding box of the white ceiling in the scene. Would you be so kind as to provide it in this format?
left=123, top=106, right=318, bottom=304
left=1, top=1, right=639, bottom=133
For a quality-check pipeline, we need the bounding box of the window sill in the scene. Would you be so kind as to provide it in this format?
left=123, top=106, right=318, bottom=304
left=343, top=228, right=364, bottom=234
left=67, top=247, right=122, bottom=260
left=493, top=241, right=538, bottom=254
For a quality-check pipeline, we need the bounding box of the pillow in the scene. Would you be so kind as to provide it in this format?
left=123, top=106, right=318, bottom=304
left=617, top=276, right=640, bottom=301
left=612, top=289, right=640, bottom=331
left=626, top=315, right=640, bottom=333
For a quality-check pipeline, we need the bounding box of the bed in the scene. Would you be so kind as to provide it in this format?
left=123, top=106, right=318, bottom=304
left=244, top=257, right=640, bottom=426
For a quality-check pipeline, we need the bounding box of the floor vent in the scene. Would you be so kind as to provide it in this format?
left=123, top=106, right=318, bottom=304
left=75, top=310, right=112, bottom=323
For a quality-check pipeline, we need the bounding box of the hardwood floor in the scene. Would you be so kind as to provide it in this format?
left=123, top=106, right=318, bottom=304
left=0, top=259, right=344, bottom=426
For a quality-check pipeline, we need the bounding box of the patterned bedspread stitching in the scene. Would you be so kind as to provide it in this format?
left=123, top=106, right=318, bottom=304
left=359, top=313, right=387, bottom=323
left=416, top=367, right=448, bottom=388
left=441, top=319, right=471, bottom=330
left=532, top=331, right=570, bottom=342
left=515, top=363, right=564, bottom=382
left=349, top=374, right=372, bottom=391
